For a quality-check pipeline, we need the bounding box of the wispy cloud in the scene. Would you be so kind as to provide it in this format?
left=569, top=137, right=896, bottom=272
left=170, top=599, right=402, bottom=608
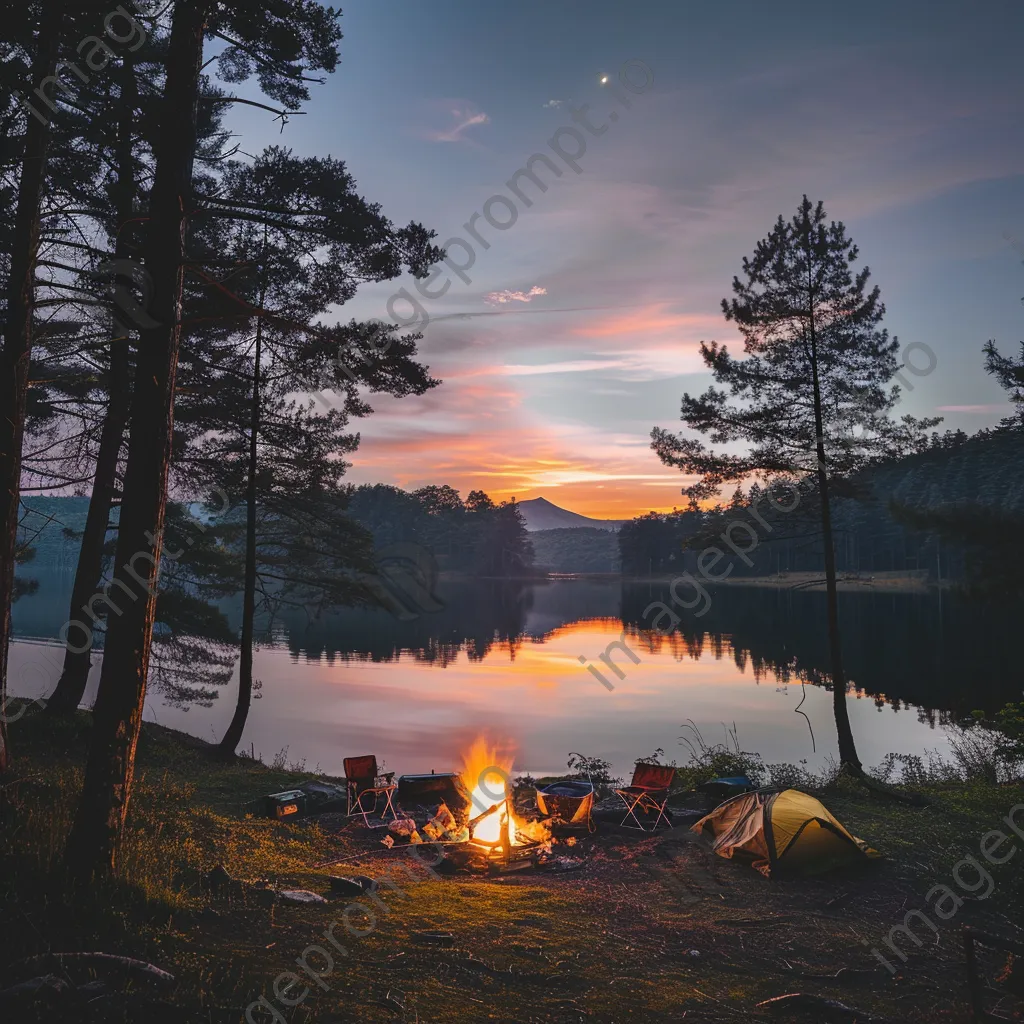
left=502, top=359, right=626, bottom=376
left=542, top=99, right=563, bottom=108
left=936, top=404, right=1010, bottom=413
left=484, top=286, right=548, bottom=305
left=425, top=104, right=490, bottom=143
left=571, top=303, right=714, bottom=339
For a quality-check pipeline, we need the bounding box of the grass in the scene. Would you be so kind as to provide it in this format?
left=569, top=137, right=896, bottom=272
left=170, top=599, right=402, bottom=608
left=2, top=707, right=1023, bottom=1022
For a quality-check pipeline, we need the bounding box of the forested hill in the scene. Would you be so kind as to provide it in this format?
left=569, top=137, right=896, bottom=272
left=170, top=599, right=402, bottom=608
left=19, top=430, right=1024, bottom=584
left=16, top=483, right=539, bottom=581
left=530, top=527, right=620, bottom=574
left=619, top=427, right=1024, bottom=578
left=866, top=427, right=1024, bottom=515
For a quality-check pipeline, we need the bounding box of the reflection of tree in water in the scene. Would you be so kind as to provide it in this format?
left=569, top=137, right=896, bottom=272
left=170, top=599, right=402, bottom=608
left=148, top=632, right=236, bottom=709
left=271, top=579, right=536, bottom=665
left=236, top=577, right=1020, bottom=723
left=619, top=583, right=1024, bottom=722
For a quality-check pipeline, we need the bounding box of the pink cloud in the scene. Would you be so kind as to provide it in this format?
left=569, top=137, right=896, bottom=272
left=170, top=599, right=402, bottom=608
left=572, top=303, right=716, bottom=339
left=484, top=286, right=547, bottom=305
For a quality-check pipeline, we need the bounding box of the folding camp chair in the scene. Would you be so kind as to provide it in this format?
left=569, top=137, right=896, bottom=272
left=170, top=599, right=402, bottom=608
left=343, top=755, right=398, bottom=828
left=614, top=761, right=676, bottom=831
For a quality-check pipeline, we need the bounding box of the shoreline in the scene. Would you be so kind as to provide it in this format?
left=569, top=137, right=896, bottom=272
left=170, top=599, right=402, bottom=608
left=470, top=569, right=941, bottom=593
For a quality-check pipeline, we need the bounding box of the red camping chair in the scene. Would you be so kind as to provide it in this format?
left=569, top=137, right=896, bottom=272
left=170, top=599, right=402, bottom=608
left=343, top=755, right=397, bottom=828
left=614, top=762, right=676, bottom=831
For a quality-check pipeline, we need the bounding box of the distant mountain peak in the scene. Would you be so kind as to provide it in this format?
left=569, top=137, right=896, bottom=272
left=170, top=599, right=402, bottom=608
left=517, top=496, right=625, bottom=532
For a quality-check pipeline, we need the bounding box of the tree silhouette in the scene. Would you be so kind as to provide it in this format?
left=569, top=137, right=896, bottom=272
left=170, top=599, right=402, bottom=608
left=64, top=0, right=345, bottom=885
left=652, top=196, right=937, bottom=776
left=0, top=0, right=68, bottom=771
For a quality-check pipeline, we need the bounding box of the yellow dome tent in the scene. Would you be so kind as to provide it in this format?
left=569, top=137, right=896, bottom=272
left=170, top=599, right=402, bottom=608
left=691, top=789, right=880, bottom=878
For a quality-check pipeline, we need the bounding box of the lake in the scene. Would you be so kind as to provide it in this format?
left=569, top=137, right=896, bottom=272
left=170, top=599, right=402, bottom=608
left=10, top=573, right=1019, bottom=782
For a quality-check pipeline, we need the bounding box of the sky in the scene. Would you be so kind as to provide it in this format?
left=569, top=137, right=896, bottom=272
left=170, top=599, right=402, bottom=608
left=228, top=0, right=1024, bottom=520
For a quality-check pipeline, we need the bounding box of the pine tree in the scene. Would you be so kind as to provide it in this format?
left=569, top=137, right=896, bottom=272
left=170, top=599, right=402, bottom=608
left=64, top=0, right=345, bottom=884
left=176, top=146, right=441, bottom=756
left=7, top=11, right=240, bottom=724
left=652, top=196, right=937, bottom=777
left=42, top=45, right=153, bottom=715
left=0, top=0, right=68, bottom=771
left=465, top=493, right=534, bottom=576
left=983, top=337, right=1024, bottom=429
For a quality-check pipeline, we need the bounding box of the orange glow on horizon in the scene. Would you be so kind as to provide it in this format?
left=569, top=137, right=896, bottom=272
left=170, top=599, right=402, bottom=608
left=348, top=460, right=688, bottom=521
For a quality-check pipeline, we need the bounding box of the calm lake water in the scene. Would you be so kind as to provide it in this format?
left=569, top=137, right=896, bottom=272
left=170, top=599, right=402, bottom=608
left=10, top=573, right=1021, bottom=781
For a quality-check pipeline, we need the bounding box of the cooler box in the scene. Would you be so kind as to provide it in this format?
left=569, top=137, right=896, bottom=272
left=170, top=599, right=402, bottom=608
left=397, top=773, right=466, bottom=812
left=264, top=789, right=307, bottom=820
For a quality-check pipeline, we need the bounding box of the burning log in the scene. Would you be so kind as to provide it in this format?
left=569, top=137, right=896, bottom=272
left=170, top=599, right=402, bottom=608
left=467, top=802, right=503, bottom=831
left=500, top=807, right=511, bottom=865
left=414, top=736, right=555, bottom=875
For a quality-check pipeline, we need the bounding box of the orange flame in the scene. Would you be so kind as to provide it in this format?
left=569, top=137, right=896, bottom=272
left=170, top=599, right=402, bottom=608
left=458, top=737, right=550, bottom=848
left=460, top=736, right=515, bottom=845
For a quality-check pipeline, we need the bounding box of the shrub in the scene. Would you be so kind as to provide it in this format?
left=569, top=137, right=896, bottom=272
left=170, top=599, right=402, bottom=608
left=566, top=752, right=623, bottom=796
left=674, top=721, right=767, bottom=790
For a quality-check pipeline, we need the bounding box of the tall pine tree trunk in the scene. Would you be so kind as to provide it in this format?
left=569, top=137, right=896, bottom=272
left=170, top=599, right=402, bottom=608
left=809, top=324, right=862, bottom=772
left=64, top=1, right=207, bottom=883
left=0, top=0, right=68, bottom=771
left=217, top=302, right=264, bottom=756
left=47, top=56, right=137, bottom=717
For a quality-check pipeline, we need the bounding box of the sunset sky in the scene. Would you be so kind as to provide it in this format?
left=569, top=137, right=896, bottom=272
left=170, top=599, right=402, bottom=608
left=232, top=0, right=1024, bottom=519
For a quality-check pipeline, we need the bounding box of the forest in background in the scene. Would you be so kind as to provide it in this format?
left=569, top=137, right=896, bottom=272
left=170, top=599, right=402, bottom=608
left=619, top=425, right=1024, bottom=588
left=16, top=482, right=535, bottom=582
left=17, top=421, right=1024, bottom=586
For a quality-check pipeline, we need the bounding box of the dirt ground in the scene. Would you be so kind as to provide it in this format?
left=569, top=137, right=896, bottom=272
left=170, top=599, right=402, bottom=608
left=248, top=796, right=1022, bottom=1023
left=4, top=716, right=1023, bottom=1022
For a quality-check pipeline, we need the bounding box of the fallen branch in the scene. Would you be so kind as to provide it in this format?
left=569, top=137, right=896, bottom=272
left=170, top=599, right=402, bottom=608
left=715, top=916, right=801, bottom=928
left=7, top=953, right=175, bottom=991
left=411, top=931, right=454, bottom=946
left=0, top=773, right=44, bottom=791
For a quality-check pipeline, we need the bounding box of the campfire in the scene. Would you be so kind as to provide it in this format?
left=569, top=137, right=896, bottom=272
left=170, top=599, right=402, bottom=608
left=454, top=737, right=550, bottom=871
left=378, top=738, right=555, bottom=874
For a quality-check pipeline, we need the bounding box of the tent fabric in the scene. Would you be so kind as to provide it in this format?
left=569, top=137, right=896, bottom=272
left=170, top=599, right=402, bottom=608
left=692, top=789, right=880, bottom=877
left=697, top=788, right=771, bottom=869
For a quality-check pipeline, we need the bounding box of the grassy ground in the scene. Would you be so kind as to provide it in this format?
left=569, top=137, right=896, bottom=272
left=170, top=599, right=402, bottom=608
left=2, top=710, right=1023, bottom=1022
